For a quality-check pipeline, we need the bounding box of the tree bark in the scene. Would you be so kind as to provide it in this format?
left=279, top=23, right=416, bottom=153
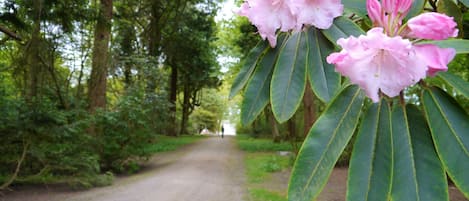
left=266, top=106, right=281, bottom=143
left=25, top=0, right=43, bottom=101
left=167, top=63, right=178, bottom=136
left=303, top=81, right=316, bottom=137
left=180, top=82, right=190, bottom=135
left=88, top=0, right=112, bottom=113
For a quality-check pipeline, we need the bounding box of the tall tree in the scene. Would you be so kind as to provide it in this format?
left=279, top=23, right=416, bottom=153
left=88, top=0, right=113, bottom=112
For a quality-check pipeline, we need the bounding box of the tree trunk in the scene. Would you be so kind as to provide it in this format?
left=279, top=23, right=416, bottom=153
left=167, top=63, right=178, bottom=136
left=303, top=81, right=316, bottom=137
left=88, top=0, right=112, bottom=113
left=287, top=115, right=296, bottom=141
left=180, top=82, right=190, bottom=135
left=266, top=106, right=281, bottom=143
left=25, top=0, right=43, bottom=101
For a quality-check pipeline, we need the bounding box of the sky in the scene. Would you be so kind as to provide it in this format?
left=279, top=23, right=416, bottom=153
left=215, top=0, right=237, bottom=22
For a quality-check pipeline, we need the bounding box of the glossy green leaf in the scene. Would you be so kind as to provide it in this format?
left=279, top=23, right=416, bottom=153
left=420, top=39, right=469, bottom=54
left=406, top=0, right=425, bottom=19
left=229, top=40, right=269, bottom=99
left=321, top=17, right=365, bottom=44
left=347, top=101, right=392, bottom=201
left=438, top=72, right=469, bottom=99
left=460, top=0, right=469, bottom=7
left=241, top=45, right=279, bottom=125
left=288, top=85, right=365, bottom=201
left=423, top=87, right=469, bottom=199
left=306, top=28, right=341, bottom=103
left=271, top=31, right=307, bottom=123
left=342, top=0, right=367, bottom=17
left=391, top=105, right=448, bottom=201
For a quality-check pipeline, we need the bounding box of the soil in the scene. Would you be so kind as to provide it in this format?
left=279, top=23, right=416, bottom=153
left=0, top=136, right=247, bottom=201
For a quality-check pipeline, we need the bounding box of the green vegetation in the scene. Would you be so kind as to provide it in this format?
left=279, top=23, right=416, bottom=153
left=237, top=136, right=293, bottom=201
left=0, top=0, right=225, bottom=190
left=249, top=189, right=287, bottom=201
left=146, top=135, right=205, bottom=153
left=237, top=135, right=293, bottom=152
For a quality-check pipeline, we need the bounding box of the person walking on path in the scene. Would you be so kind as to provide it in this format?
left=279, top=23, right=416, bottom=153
left=221, top=126, right=224, bottom=138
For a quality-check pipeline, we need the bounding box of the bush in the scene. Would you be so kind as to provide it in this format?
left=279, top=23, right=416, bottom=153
left=0, top=97, right=101, bottom=186
left=95, top=87, right=171, bottom=172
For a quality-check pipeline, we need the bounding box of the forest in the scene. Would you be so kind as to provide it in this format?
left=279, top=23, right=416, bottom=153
left=0, top=0, right=233, bottom=188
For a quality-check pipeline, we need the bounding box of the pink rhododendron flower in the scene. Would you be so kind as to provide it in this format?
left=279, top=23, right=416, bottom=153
left=237, top=0, right=296, bottom=47
left=237, top=0, right=343, bottom=47
left=327, top=0, right=458, bottom=102
left=327, top=28, right=427, bottom=102
left=414, top=44, right=456, bottom=76
left=290, top=0, right=343, bottom=29
left=407, top=12, right=459, bottom=40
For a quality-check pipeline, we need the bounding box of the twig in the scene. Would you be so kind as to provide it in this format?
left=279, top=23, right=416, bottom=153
left=0, top=25, right=22, bottom=41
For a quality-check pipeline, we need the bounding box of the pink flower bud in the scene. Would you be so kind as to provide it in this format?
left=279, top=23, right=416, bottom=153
left=407, top=12, right=459, bottom=40
left=396, top=0, right=412, bottom=16
left=367, top=0, right=383, bottom=26
left=382, top=0, right=395, bottom=14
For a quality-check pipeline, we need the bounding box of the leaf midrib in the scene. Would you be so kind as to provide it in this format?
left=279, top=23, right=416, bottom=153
left=300, top=88, right=361, bottom=199
left=278, top=33, right=302, bottom=119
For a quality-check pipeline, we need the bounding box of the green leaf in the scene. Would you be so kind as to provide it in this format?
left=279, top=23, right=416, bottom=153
left=460, top=0, right=469, bottom=7
left=406, top=0, right=425, bottom=19
left=306, top=28, right=341, bottom=103
left=229, top=40, right=269, bottom=99
left=271, top=32, right=307, bottom=123
left=422, top=87, right=469, bottom=199
left=347, top=100, right=392, bottom=201
left=321, top=17, right=365, bottom=44
left=438, top=72, right=469, bottom=99
left=391, top=105, right=448, bottom=201
left=288, top=85, right=365, bottom=201
left=241, top=44, right=280, bottom=125
left=342, top=0, right=367, bottom=17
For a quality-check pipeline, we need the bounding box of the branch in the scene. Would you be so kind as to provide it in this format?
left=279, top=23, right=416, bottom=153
left=0, top=141, right=30, bottom=190
left=0, top=25, right=22, bottom=41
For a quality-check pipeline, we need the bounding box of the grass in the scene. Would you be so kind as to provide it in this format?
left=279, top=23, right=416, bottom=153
left=249, top=188, right=287, bottom=201
left=237, top=135, right=293, bottom=201
left=246, top=153, right=291, bottom=183
left=236, top=135, right=293, bottom=152
left=145, top=135, right=205, bottom=153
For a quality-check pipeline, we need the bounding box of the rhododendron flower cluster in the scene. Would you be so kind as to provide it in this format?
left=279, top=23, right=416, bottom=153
left=327, top=0, right=458, bottom=102
left=237, top=0, right=343, bottom=47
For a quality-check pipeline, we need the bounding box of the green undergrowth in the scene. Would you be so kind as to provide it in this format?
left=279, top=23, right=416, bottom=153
left=249, top=188, right=287, bottom=201
left=1, top=172, right=114, bottom=189
left=237, top=135, right=292, bottom=201
left=145, top=135, right=206, bottom=153
left=236, top=135, right=293, bottom=152
left=1, top=135, right=204, bottom=189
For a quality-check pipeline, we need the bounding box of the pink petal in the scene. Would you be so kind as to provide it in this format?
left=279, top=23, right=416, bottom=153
left=407, top=12, right=459, bottom=40
left=414, top=44, right=456, bottom=76
left=290, top=0, right=343, bottom=29
left=327, top=28, right=427, bottom=102
left=236, top=0, right=296, bottom=47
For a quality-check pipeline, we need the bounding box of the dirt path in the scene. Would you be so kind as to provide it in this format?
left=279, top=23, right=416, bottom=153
left=1, top=136, right=247, bottom=201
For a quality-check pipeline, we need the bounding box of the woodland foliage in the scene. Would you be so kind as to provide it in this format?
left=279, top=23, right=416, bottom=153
left=0, top=0, right=222, bottom=188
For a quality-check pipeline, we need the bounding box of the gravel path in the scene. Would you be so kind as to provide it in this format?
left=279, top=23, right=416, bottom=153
left=1, top=136, right=247, bottom=201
